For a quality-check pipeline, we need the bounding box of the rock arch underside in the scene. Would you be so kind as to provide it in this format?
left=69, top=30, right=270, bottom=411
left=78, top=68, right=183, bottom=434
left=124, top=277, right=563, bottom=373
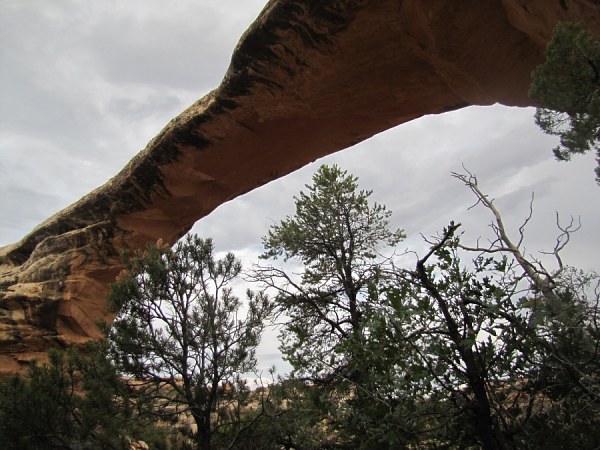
left=1, top=0, right=599, bottom=375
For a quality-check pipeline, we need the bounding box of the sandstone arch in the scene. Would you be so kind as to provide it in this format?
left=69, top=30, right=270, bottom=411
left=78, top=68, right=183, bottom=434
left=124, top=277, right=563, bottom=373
left=1, top=0, right=598, bottom=374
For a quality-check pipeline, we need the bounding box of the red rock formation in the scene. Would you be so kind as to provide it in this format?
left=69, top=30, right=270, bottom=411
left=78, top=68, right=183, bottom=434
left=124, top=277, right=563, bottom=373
left=1, top=0, right=598, bottom=375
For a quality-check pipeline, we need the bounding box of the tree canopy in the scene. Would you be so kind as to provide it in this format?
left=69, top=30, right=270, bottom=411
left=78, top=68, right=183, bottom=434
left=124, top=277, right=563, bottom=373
left=255, top=164, right=405, bottom=379
left=253, top=167, right=600, bottom=449
left=106, top=235, right=272, bottom=450
left=530, top=21, right=600, bottom=183
left=2, top=163, right=598, bottom=449
left=0, top=346, right=169, bottom=449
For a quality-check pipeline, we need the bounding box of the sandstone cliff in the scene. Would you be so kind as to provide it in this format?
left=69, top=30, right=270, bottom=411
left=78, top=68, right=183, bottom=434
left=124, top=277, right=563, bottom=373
left=1, top=0, right=599, bottom=375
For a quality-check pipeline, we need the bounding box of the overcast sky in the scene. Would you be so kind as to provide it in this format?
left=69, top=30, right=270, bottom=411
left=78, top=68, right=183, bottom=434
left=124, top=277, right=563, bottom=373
left=1, top=1, right=598, bottom=376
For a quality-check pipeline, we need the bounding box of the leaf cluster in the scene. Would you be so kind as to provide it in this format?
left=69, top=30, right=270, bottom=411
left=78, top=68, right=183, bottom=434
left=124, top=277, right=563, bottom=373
left=255, top=167, right=600, bottom=449
left=106, top=235, right=273, bottom=449
left=0, top=345, right=169, bottom=449
left=256, top=165, right=404, bottom=380
left=530, top=21, right=600, bottom=183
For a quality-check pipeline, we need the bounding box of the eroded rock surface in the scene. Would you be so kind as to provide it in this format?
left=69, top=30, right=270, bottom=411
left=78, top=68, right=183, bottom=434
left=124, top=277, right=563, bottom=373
left=1, top=0, right=599, bottom=375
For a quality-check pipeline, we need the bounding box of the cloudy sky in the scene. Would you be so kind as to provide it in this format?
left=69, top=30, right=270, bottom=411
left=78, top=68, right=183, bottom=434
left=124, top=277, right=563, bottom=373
left=1, top=1, right=598, bottom=375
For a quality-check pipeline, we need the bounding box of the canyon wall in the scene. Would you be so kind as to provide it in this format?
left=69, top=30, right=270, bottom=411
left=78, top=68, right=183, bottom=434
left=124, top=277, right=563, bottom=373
left=1, top=0, right=598, bottom=374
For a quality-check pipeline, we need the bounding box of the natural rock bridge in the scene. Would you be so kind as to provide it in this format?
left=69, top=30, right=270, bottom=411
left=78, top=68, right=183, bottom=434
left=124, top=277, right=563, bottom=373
left=1, top=0, right=598, bottom=375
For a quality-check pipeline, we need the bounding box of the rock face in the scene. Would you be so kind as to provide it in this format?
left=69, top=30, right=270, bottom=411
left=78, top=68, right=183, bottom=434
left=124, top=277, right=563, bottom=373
left=1, top=0, right=598, bottom=375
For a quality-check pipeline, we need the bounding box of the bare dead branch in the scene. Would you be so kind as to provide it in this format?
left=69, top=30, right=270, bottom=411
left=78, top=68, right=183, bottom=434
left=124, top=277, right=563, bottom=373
left=452, top=171, right=559, bottom=300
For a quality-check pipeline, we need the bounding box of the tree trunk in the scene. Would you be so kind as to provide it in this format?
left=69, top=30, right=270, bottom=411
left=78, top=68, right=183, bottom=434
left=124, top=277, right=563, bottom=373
left=193, top=410, right=212, bottom=450
left=415, top=232, right=508, bottom=450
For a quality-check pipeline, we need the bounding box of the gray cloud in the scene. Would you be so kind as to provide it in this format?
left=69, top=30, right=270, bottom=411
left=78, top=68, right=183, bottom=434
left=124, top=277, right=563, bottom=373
left=0, top=0, right=266, bottom=245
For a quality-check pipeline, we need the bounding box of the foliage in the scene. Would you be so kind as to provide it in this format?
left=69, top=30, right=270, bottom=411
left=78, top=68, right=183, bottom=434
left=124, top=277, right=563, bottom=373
left=106, top=235, right=272, bottom=450
left=0, top=345, right=168, bottom=450
left=228, top=376, right=338, bottom=450
left=339, top=172, right=600, bottom=449
left=4, top=160, right=599, bottom=449
left=255, top=164, right=404, bottom=379
left=252, top=165, right=600, bottom=449
left=529, top=21, right=600, bottom=183
left=517, top=267, right=600, bottom=449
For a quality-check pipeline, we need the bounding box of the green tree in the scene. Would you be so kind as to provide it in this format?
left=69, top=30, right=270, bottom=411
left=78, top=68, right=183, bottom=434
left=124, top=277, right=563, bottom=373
left=250, top=166, right=599, bottom=449
left=341, top=228, right=519, bottom=449
left=0, top=345, right=167, bottom=450
left=529, top=21, right=600, bottom=183
left=517, top=266, right=600, bottom=449
left=250, top=165, right=405, bottom=448
left=254, top=164, right=404, bottom=381
left=346, top=172, right=600, bottom=449
left=106, top=235, right=272, bottom=450
left=227, top=376, right=336, bottom=450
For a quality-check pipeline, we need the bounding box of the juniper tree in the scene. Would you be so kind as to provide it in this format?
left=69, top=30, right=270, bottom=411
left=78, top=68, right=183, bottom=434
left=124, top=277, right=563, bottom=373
left=254, top=164, right=404, bottom=381
left=346, top=172, right=600, bottom=449
left=106, top=235, right=272, bottom=450
left=530, top=21, right=600, bottom=183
